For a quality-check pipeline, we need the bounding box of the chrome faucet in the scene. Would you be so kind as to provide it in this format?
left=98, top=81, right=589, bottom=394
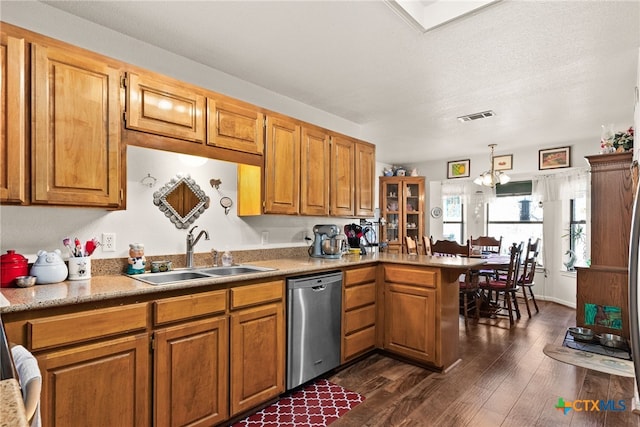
left=186, top=226, right=209, bottom=268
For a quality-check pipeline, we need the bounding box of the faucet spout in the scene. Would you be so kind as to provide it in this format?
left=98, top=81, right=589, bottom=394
left=186, top=226, right=210, bottom=268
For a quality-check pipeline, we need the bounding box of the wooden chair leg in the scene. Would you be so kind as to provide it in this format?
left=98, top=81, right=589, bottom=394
left=528, top=286, right=539, bottom=313
left=512, top=291, right=521, bottom=319
left=504, top=291, right=514, bottom=326
left=473, top=292, right=480, bottom=322
left=521, top=286, right=532, bottom=318
left=462, top=293, right=469, bottom=326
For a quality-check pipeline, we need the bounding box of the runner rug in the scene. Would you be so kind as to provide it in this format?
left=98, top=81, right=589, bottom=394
left=232, top=378, right=365, bottom=427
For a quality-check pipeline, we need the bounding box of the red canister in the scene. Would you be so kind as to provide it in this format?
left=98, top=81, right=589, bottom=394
left=1, top=250, right=28, bottom=287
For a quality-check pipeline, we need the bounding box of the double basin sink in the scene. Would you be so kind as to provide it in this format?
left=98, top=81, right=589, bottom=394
left=129, top=265, right=276, bottom=285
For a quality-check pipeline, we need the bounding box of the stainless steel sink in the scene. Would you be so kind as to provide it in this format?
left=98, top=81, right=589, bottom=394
left=128, top=265, right=276, bottom=285
left=198, top=265, right=275, bottom=276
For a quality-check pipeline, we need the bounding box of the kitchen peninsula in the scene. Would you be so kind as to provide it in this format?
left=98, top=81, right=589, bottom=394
left=0, top=253, right=483, bottom=427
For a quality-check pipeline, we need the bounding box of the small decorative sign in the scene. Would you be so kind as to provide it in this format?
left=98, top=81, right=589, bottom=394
left=447, top=159, right=470, bottom=179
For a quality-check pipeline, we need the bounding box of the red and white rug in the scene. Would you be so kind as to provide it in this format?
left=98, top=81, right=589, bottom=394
left=232, top=378, right=365, bottom=427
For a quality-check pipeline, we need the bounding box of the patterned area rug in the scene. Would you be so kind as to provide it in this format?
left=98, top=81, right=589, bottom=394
left=232, top=378, right=365, bottom=427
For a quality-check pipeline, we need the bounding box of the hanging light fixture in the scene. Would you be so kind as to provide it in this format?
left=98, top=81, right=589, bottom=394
left=474, top=144, right=511, bottom=188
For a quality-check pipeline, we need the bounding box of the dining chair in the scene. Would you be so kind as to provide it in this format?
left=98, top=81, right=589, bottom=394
left=518, top=238, right=540, bottom=317
left=422, top=235, right=432, bottom=256
left=470, top=235, right=502, bottom=254
left=430, top=237, right=471, bottom=257
left=405, top=236, right=419, bottom=255
left=479, top=242, right=523, bottom=326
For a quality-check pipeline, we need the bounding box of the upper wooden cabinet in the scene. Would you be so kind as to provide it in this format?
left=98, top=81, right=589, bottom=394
left=264, top=115, right=301, bottom=214
left=32, top=42, right=123, bottom=207
left=300, top=125, right=330, bottom=216
left=207, top=97, right=264, bottom=155
left=330, top=135, right=355, bottom=216
left=0, top=31, right=27, bottom=204
left=125, top=71, right=206, bottom=143
left=355, top=142, right=376, bottom=217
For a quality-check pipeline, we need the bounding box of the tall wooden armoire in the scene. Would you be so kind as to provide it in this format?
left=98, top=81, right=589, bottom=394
left=576, top=152, right=635, bottom=339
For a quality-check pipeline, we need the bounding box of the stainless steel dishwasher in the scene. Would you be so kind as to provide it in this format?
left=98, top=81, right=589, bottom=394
left=286, top=271, right=342, bottom=390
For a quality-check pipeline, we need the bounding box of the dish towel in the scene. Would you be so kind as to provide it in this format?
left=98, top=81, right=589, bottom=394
left=11, top=345, right=42, bottom=427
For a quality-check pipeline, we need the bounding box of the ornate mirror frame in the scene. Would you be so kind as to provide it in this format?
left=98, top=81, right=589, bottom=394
left=153, top=174, right=210, bottom=229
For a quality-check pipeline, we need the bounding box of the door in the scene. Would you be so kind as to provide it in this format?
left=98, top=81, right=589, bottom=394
left=155, top=316, right=228, bottom=427
left=300, top=125, right=330, bottom=216
left=38, top=334, right=150, bottom=427
left=330, top=135, right=355, bottom=216
left=355, top=142, right=375, bottom=217
left=264, top=116, right=300, bottom=214
left=230, top=302, right=284, bottom=416
left=32, top=43, right=122, bottom=207
left=0, top=31, right=27, bottom=204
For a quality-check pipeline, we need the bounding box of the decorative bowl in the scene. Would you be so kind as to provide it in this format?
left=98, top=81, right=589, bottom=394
left=15, top=275, right=37, bottom=288
left=568, top=327, right=594, bottom=342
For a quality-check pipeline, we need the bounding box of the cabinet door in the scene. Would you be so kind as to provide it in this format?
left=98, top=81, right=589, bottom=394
left=207, top=97, right=264, bottom=155
left=384, top=283, right=436, bottom=363
left=355, top=142, right=375, bottom=217
left=0, top=32, right=27, bottom=204
left=264, top=116, right=300, bottom=214
left=403, top=178, right=425, bottom=250
left=230, top=302, right=284, bottom=416
left=32, top=43, right=122, bottom=207
left=300, top=125, right=330, bottom=216
left=38, top=333, right=150, bottom=427
left=380, top=178, right=402, bottom=249
left=155, top=316, right=228, bottom=427
left=330, top=135, right=355, bottom=216
left=126, top=72, right=206, bottom=143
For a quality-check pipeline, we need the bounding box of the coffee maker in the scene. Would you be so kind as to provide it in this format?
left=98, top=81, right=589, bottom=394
left=309, top=224, right=345, bottom=259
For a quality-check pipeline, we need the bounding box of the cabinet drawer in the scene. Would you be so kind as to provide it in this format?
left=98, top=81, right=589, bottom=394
left=344, top=304, right=375, bottom=334
left=384, top=265, right=436, bottom=288
left=231, top=280, right=284, bottom=309
left=344, top=266, right=376, bottom=287
left=28, top=304, right=148, bottom=350
left=344, top=283, right=376, bottom=310
left=154, top=289, right=227, bottom=325
left=343, top=326, right=375, bottom=360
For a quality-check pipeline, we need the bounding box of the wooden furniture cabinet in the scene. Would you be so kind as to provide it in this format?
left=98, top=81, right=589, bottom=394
left=380, top=176, right=425, bottom=254
left=31, top=42, right=123, bottom=208
left=153, top=290, right=228, bottom=427
left=0, top=30, right=27, bottom=204
left=381, top=264, right=461, bottom=370
left=342, top=266, right=377, bottom=363
left=229, top=280, right=285, bottom=416
left=577, top=152, right=634, bottom=339
left=26, top=304, right=150, bottom=427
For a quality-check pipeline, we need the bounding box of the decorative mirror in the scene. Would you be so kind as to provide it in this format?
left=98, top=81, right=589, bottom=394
left=153, top=174, right=210, bottom=229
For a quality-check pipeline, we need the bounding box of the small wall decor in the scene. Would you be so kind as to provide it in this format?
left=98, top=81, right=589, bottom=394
left=447, top=159, right=470, bottom=179
left=492, top=154, right=513, bottom=171
left=539, top=146, right=571, bottom=170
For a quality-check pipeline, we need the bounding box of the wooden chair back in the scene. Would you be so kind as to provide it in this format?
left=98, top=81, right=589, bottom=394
left=470, top=235, right=502, bottom=254
left=499, top=242, right=524, bottom=290
left=405, top=236, right=419, bottom=255
left=519, top=238, right=540, bottom=285
left=429, top=237, right=470, bottom=257
left=422, top=235, right=432, bottom=256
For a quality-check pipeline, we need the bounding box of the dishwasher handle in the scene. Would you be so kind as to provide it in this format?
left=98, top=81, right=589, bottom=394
left=312, top=284, right=326, bottom=291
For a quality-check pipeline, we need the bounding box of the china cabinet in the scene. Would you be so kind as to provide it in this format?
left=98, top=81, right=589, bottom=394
left=379, top=176, right=425, bottom=254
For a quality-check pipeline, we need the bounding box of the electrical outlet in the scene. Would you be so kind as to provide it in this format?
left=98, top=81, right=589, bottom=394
left=102, top=233, right=116, bottom=252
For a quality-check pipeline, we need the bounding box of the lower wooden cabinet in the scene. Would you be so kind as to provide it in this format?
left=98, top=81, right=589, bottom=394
left=230, top=281, right=285, bottom=416
left=342, top=266, right=377, bottom=362
left=154, top=316, right=228, bottom=427
left=38, top=333, right=150, bottom=427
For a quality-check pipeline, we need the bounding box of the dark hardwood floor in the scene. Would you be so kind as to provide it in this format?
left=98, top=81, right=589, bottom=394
left=329, top=301, right=640, bottom=427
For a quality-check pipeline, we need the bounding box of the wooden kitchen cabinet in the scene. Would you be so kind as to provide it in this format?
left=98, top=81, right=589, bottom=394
left=355, top=142, right=376, bottom=217
left=153, top=290, right=228, bottom=427
left=263, top=116, right=301, bottom=214
left=330, top=135, right=355, bottom=216
left=300, top=124, right=331, bottom=216
left=0, top=30, right=28, bottom=204
left=229, top=281, right=285, bottom=416
left=31, top=42, right=123, bottom=207
left=380, top=176, right=425, bottom=253
left=207, top=96, right=264, bottom=155
left=342, top=266, right=377, bottom=363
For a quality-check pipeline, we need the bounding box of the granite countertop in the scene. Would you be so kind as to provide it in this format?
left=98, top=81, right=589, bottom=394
left=0, top=253, right=485, bottom=313
left=0, top=379, right=28, bottom=427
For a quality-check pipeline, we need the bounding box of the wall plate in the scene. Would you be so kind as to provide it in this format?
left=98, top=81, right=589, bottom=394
left=430, top=207, right=443, bottom=218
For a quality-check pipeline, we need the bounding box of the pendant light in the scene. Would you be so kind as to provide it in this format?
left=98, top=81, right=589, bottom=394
left=474, top=144, right=511, bottom=188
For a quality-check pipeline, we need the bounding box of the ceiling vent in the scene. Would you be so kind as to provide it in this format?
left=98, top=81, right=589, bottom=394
left=457, top=110, right=496, bottom=122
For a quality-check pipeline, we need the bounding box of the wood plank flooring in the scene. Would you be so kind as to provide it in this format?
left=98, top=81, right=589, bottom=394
left=329, top=301, right=640, bottom=427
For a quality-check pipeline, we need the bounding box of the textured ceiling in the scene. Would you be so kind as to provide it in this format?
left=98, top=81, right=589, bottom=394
left=41, top=0, right=640, bottom=164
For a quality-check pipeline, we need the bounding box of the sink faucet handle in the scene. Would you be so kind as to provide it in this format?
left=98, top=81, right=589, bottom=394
left=189, top=225, right=198, bottom=236
left=211, top=248, right=219, bottom=267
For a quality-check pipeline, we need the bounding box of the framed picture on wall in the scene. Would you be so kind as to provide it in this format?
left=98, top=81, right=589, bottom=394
left=539, top=146, right=571, bottom=170
left=447, top=159, right=470, bottom=179
left=493, top=154, right=513, bottom=171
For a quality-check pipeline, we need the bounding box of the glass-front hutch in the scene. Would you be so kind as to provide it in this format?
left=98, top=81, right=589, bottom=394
left=379, top=176, right=425, bottom=254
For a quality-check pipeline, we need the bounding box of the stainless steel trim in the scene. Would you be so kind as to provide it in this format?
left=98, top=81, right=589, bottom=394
left=628, top=183, right=640, bottom=392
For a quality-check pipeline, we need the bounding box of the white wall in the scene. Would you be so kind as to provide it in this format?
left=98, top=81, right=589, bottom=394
left=0, top=2, right=386, bottom=261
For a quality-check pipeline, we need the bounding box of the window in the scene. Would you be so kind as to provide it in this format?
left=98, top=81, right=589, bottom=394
left=487, top=189, right=543, bottom=258
left=567, top=197, right=587, bottom=270
left=443, top=196, right=464, bottom=243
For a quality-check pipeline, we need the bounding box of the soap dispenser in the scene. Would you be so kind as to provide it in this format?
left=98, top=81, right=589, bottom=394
left=221, top=250, right=233, bottom=267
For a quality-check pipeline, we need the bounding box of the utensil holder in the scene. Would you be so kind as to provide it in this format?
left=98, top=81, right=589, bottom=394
left=68, top=256, right=91, bottom=280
